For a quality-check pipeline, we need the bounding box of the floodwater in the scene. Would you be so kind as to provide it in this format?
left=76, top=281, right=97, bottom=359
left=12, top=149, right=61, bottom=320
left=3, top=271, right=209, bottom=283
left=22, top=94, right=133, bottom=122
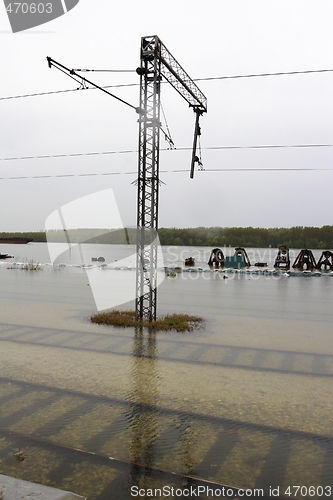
left=0, top=243, right=332, bottom=500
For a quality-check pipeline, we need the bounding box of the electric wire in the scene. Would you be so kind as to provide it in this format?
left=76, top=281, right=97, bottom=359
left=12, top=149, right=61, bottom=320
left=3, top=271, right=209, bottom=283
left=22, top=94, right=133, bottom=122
left=1, top=167, right=332, bottom=181
left=73, top=69, right=137, bottom=73
left=0, top=83, right=138, bottom=101
left=74, top=67, right=333, bottom=79
left=161, top=102, right=175, bottom=149
left=2, top=67, right=333, bottom=102
left=2, top=144, right=333, bottom=162
left=0, top=88, right=80, bottom=101
left=47, top=57, right=138, bottom=111
left=0, top=149, right=135, bottom=162
left=194, top=68, right=333, bottom=81
left=2, top=67, right=333, bottom=178
left=202, top=144, right=333, bottom=151
left=55, top=65, right=84, bottom=87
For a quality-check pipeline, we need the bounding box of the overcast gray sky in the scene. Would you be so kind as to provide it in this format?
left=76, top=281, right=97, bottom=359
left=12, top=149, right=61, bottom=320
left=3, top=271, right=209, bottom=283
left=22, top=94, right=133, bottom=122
left=1, top=0, right=333, bottom=231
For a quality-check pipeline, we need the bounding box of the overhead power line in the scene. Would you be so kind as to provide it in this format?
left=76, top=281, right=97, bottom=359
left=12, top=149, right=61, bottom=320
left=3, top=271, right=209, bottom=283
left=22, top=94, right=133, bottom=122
left=2, top=144, right=333, bottom=162
left=46, top=57, right=138, bottom=111
left=0, top=83, right=138, bottom=101
left=0, top=167, right=332, bottom=181
left=194, top=68, right=333, bottom=81
left=1, top=67, right=333, bottom=102
left=73, top=68, right=137, bottom=73
left=204, top=144, right=333, bottom=150
left=0, top=88, right=80, bottom=101
left=75, top=67, right=333, bottom=79
left=0, top=149, right=135, bottom=161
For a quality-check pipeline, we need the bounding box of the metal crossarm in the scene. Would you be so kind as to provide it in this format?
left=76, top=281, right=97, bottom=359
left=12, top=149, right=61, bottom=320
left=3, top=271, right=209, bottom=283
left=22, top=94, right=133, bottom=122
left=160, top=40, right=207, bottom=112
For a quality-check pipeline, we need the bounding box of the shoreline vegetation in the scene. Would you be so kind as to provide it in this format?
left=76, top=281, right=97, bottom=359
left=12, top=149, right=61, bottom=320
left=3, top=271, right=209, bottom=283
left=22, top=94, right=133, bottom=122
left=90, top=310, right=203, bottom=332
left=7, top=260, right=43, bottom=271
left=1, top=225, right=333, bottom=249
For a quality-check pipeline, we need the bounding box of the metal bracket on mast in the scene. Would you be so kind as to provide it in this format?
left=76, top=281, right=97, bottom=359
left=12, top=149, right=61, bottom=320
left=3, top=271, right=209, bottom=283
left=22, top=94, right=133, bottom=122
left=46, top=56, right=138, bottom=111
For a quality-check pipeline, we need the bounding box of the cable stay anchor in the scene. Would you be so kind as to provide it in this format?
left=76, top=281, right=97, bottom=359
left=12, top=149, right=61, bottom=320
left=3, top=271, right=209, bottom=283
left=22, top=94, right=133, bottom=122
left=161, top=127, right=175, bottom=150
left=161, top=102, right=176, bottom=150
left=46, top=56, right=138, bottom=111
left=77, top=78, right=89, bottom=90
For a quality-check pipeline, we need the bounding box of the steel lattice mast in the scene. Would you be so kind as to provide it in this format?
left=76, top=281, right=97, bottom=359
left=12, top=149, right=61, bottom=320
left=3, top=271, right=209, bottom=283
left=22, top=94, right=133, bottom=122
left=135, top=36, right=207, bottom=321
left=46, top=36, right=207, bottom=322
left=135, top=38, right=161, bottom=321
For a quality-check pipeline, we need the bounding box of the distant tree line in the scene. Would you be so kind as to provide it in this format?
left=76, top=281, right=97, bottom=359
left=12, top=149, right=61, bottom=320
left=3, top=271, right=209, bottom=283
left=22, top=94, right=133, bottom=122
left=1, top=226, right=333, bottom=249
left=0, top=231, right=47, bottom=242
left=158, top=226, right=333, bottom=249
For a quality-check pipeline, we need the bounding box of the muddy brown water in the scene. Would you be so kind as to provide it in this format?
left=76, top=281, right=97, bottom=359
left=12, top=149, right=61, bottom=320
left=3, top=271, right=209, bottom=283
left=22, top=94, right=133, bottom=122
left=0, top=243, right=332, bottom=499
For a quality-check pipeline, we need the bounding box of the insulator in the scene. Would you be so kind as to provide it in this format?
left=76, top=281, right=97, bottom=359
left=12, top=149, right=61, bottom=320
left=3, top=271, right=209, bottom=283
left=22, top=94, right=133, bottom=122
left=136, top=67, right=147, bottom=76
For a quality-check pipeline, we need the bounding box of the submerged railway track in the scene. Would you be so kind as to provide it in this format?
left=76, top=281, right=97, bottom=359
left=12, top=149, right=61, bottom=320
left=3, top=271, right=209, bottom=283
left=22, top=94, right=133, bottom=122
left=1, top=377, right=332, bottom=499
left=0, top=322, right=332, bottom=379
left=1, top=322, right=332, bottom=499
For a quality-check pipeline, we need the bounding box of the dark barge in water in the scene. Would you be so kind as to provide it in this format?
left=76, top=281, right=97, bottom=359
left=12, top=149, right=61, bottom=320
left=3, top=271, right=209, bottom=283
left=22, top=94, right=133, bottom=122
left=0, top=253, right=14, bottom=259
left=0, top=237, right=33, bottom=244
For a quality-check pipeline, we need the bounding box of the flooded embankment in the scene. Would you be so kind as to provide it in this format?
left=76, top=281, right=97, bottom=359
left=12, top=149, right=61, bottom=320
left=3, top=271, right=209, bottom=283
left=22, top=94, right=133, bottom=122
left=0, top=243, right=332, bottom=499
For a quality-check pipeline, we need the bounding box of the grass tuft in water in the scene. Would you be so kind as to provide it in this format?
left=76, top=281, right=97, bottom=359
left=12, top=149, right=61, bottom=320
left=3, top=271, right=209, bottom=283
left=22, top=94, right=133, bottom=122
left=23, top=260, right=43, bottom=271
left=90, top=310, right=203, bottom=332
left=7, top=260, right=43, bottom=271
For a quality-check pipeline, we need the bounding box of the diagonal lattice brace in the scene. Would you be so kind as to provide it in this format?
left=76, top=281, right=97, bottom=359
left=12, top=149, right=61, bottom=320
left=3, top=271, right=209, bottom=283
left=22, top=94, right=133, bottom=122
left=160, top=40, right=207, bottom=113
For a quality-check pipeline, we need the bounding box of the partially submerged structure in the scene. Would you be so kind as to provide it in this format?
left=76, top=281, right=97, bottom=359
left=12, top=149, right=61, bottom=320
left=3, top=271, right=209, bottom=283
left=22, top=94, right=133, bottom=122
left=316, top=250, right=333, bottom=270
left=208, top=248, right=225, bottom=267
left=274, top=246, right=290, bottom=269
left=0, top=253, right=13, bottom=259
left=185, top=257, right=195, bottom=266
left=234, top=247, right=251, bottom=267
left=292, top=249, right=317, bottom=270
left=208, top=247, right=250, bottom=268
